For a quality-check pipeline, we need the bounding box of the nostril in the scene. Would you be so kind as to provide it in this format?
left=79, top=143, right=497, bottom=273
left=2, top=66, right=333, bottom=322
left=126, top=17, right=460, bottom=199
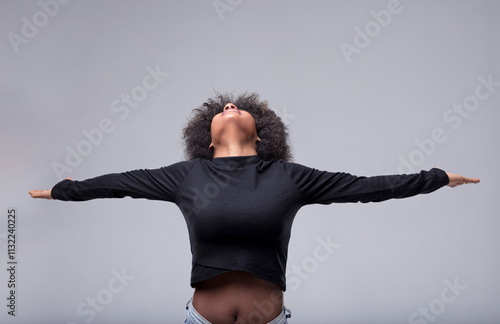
left=223, top=103, right=238, bottom=112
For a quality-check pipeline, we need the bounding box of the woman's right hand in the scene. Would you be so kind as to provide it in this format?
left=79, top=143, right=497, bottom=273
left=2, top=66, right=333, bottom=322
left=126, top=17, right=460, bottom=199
left=28, top=189, right=53, bottom=199
left=28, top=177, right=73, bottom=199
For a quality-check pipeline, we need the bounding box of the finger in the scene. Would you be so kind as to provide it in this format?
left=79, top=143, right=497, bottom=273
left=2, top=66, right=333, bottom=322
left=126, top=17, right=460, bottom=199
left=452, top=178, right=479, bottom=187
left=463, top=177, right=480, bottom=184
left=29, top=189, right=50, bottom=198
left=28, top=190, right=40, bottom=198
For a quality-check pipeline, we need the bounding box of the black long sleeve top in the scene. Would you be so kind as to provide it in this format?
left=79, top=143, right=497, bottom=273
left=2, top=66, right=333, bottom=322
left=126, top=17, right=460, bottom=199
left=51, top=155, right=449, bottom=290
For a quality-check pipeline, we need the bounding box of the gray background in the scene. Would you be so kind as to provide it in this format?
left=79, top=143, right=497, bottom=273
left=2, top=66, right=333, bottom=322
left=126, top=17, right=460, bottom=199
left=1, top=0, right=499, bottom=323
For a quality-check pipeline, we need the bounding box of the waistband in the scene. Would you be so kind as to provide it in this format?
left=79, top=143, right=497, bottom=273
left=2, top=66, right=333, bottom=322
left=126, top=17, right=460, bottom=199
left=185, top=297, right=291, bottom=324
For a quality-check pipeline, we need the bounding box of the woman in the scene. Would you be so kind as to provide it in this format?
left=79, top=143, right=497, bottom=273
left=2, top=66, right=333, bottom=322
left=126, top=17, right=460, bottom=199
left=29, top=92, right=479, bottom=324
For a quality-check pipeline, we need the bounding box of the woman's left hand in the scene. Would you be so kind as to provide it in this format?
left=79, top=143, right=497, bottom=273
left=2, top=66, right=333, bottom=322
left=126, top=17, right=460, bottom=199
left=445, top=172, right=480, bottom=188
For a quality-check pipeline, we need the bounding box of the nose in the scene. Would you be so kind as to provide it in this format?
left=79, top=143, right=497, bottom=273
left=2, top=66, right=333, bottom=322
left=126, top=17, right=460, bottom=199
left=224, top=103, right=238, bottom=111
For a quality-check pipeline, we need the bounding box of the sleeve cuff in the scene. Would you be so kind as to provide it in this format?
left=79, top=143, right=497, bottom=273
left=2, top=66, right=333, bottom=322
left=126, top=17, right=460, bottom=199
left=431, top=167, right=450, bottom=186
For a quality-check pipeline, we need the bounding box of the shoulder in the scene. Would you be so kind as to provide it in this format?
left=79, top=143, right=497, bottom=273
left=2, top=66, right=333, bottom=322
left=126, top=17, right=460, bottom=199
left=272, top=159, right=317, bottom=171
left=255, top=159, right=321, bottom=178
left=161, top=158, right=199, bottom=174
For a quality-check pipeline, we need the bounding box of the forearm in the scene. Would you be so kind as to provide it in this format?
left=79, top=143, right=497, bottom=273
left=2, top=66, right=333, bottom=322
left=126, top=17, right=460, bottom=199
left=353, top=167, right=450, bottom=203
left=51, top=174, right=131, bottom=201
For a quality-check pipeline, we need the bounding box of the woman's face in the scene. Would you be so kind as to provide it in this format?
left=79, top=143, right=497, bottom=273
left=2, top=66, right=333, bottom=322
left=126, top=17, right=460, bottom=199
left=209, top=103, right=260, bottom=149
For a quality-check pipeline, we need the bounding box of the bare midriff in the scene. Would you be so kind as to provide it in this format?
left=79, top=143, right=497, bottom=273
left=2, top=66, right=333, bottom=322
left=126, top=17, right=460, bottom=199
left=192, top=271, right=284, bottom=324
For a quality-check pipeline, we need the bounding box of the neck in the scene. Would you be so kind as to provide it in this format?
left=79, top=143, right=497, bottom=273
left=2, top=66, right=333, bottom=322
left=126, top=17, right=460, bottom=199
left=213, top=143, right=258, bottom=158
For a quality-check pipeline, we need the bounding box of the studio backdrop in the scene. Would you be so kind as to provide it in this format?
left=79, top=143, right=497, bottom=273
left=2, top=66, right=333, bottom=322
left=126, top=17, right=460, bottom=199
left=1, top=1, right=499, bottom=323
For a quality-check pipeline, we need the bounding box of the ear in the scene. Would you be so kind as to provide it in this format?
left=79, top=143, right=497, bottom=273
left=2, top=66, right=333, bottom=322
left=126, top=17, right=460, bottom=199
left=209, top=142, right=214, bottom=149
left=256, top=136, right=261, bottom=142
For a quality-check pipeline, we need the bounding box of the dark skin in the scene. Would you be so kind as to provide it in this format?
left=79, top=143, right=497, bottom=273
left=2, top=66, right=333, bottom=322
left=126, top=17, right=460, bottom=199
left=29, top=103, right=480, bottom=323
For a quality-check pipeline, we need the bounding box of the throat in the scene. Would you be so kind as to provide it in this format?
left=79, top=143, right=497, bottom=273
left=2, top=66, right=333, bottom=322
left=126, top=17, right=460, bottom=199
left=212, top=143, right=258, bottom=158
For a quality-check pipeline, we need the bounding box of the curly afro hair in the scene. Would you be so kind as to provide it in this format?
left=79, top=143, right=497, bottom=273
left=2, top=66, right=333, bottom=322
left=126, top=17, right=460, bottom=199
left=182, top=92, right=293, bottom=162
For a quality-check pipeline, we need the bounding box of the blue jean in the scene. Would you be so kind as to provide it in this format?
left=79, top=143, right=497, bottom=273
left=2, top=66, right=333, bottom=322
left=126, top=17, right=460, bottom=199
left=184, top=297, right=291, bottom=324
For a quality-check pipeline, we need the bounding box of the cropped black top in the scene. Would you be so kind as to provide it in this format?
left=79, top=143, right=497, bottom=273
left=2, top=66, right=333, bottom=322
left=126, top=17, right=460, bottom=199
left=51, top=155, right=449, bottom=290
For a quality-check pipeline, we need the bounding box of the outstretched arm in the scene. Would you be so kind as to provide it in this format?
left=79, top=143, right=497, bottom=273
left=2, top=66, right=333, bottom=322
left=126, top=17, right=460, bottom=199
left=28, top=161, right=195, bottom=202
left=284, top=162, right=479, bottom=205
